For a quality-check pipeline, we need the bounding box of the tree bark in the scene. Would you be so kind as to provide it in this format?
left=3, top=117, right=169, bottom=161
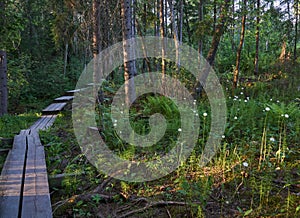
left=0, top=51, right=8, bottom=116
left=206, top=0, right=230, bottom=66
left=167, top=0, right=180, bottom=69
left=63, top=42, right=69, bottom=77
left=201, top=0, right=230, bottom=86
left=233, top=0, right=246, bottom=89
left=254, top=0, right=260, bottom=75
left=121, top=0, right=136, bottom=106
left=160, top=0, right=165, bottom=75
left=198, top=0, right=204, bottom=56
left=294, top=0, right=298, bottom=62
left=93, top=0, right=101, bottom=84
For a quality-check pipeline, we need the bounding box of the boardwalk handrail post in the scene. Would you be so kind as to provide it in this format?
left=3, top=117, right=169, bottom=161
left=0, top=50, right=8, bottom=116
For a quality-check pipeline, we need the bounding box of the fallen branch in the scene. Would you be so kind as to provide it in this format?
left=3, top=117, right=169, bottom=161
left=117, top=199, right=201, bottom=218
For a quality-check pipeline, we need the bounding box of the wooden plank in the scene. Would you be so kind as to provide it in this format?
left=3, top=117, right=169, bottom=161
left=30, top=115, right=57, bottom=131
left=21, top=133, right=52, bottom=218
left=41, top=115, right=57, bottom=130
left=0, top=135, right=27, bottom=218
left=65, top=88, right=88, bottom=96
left=30, top=116, right=48, bottom=131
left=54, top=96, right=74, bottom=102
left=20, top=129, right=31, bottom=135
left=42, top=103, right=67, bottom=115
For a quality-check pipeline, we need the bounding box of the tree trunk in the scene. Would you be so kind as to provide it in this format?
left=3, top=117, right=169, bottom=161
left=294, top=0, right=298, bottom=62
left=63, top=42, right=68, bottom=77
left=178, top=0, right=184, bottom=69
left=279, top=41, right=287, bottom=62
left=233, top=0, right=246, bottom=89
left=201, top=0, right=230, bottom=85
left=0, top=51, right=8, bottom=116
left=167, top=0, right=180, bottom=69
left=121, top=0, right=136, bottom=106
left=93, top=0, right=101, bottom=83
left=254, top=0, right=260, bottom=75
left=198, top=0, right=204, bottom=56
left=206, top=0, right=230, bottom=66
left=213, top=0, right=217, bottom=32
left=160, top=0, right=165, bottom=75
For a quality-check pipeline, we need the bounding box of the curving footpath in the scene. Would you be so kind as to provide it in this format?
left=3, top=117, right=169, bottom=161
left=0, top=91, right=76, bottom=218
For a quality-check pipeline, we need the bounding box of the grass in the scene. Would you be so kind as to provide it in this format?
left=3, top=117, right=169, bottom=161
left=0, top=112, right=40, bottom=138
left=38, top=63, right=300, bottom=217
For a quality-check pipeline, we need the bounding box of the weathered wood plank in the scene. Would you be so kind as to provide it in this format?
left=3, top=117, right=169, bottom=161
left=42, top=103, right=67, bottom=115
left=30, top=115, right=57, bottom=131
left=54, top=96, right=74, bottom=102
left=41, top=115, right=57, bottom=130
left=21, top=132, right=52, bottom=218
left=20, top=129, right=31, bottom=135
left=65, top=88, right=88, bottom=96
left=0, top=135, right=27, bottom=218
left=30, top=116, right=48, bottom=130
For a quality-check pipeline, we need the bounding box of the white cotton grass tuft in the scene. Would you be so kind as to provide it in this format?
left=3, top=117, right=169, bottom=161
left=203, top=112, right=208, bottom=117
left=265, top=107, right=270, bottom=111
left=242, top=162, right=249, bottom=167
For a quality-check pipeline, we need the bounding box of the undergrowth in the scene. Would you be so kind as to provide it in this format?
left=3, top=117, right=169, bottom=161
left=39, top=65, right=300, bottom=217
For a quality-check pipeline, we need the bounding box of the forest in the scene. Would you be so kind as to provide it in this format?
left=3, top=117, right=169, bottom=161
left=0, top=0, right=299, bottom=217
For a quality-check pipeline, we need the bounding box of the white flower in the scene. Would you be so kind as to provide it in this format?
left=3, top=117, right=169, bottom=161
left=234, top=116, right=238, bottom=120
left=241, top=87, right=244, bottom=90
left=178, top=128, right=182, bottom=132
left=242, top=162, right=249, bottom=167
left=265, top=107, right=270, bottom=111
left=196, top=113, right=199, bottom=116
left=203, top=112, right=208, bottom=117
left=240, top=92, right=244, bottom=95
left=244, top=100, right=248, bottom=103
left=284, top=114, right=289, bottom=118
left=222, top=135, right=226, bottom=139
left=113, top=123, right=117, bottom=127
left=247, top=97, right=250, bottom=101
left=270, top=98, right=272, bottom=101
left=270, top=137, right=275, bottom=142
left=277, top=100, right=280, bottom=103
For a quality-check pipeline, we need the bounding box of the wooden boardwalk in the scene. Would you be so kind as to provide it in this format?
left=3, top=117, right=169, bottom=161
left=0, top=93, right=75, bottom=217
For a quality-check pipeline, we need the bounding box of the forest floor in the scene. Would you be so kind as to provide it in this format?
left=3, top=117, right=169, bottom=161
left=38, top=64, right=299, bottom=218
left=0, top=62, right=299, bottom=217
